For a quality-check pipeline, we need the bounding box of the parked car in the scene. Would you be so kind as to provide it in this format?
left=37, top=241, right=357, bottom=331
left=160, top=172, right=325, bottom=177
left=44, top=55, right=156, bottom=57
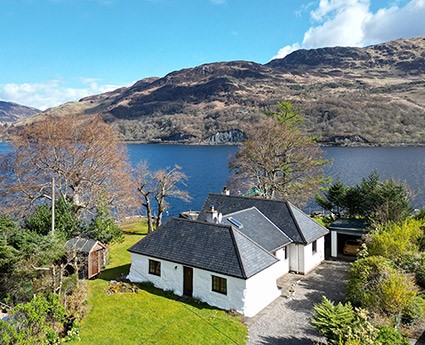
left=343, top=239, right=362, bottom=256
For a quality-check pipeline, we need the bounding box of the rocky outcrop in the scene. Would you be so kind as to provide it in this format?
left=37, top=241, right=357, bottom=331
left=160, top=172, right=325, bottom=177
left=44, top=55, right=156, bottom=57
left=206, top=130, right=246, bottom=144
left=324, top=135, right=370, bottom=146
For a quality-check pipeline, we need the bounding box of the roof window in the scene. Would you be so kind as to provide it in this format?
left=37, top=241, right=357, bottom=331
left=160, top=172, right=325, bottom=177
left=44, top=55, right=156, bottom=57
left=228, top=217, right=243, bottom=229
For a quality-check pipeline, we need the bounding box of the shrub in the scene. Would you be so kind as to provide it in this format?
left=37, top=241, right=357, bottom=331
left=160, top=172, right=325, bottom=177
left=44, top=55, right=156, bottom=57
left=346, top=256, right=418, bottom=323
left=398, top=252, right=425, bottom=288
left=376, top=326, right=409, bottom=345
left=311, top=297, right=410, bottom=345
left=311, top=297, right=377, bottom=345
left=401, top=296, right=425, bottom=327
left=366, top=219, right=423, bottom=260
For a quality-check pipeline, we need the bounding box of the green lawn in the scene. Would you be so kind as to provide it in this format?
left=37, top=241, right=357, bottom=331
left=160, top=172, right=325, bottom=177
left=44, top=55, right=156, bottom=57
left=71, top=220, right=247, bottom=345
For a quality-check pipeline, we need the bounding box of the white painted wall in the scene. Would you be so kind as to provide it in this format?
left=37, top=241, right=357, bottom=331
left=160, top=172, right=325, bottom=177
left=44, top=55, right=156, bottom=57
left=243, top=254, right=287, bottom=317
left=128, top=252, right=288, bottom=317
left=302, top=236, right=325, bottom=274
left=192, top=268, right=246, bottom=314
left=288, top=243, right=303, bottom=273
left=331, top=231, right=338, bottom=257
left=128, top=253, right=185, bottom=295
left=287, top=237, right=325, bottom=274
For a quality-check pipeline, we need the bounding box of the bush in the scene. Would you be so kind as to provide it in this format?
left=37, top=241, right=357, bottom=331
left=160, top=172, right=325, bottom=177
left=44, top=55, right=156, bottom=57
left=311, top=297, right=377, bottom=345
left=1, top=294, right=67, bottom=344
left=401, top=296, right=425, bottom=327
left=346, top=256, right=418, bottom=322
left=398, top=252, right=425, bottom=288
left=311, top=297, right=410, bottom=345
left=366, top=219, right=423, bottom=260
left=376, top=326, right=409, bottom=345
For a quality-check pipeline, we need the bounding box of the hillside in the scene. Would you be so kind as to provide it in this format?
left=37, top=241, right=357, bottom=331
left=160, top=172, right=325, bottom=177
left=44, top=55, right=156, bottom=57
left=0, top=101, right=40, bottom=124
left=15, top=37, right=425, bottom=145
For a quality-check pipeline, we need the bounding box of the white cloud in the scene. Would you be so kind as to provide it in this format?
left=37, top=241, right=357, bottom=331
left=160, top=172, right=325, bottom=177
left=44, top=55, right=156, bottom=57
left=272, top=43, right=301, bottom=60
left=364, top=0, right=425, bottom=44
left=272, top=0, right=425, bottom=59
left=0, top=79, right=124, bottom=111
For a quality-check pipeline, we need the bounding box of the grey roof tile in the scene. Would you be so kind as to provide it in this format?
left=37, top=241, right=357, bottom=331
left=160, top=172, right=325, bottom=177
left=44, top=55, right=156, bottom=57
left=128, top=218, right=278, bottom=279
left=287, top=202, right=329, bottom=243
left=223, top=207, right=292, bottom=251
left=199, top=194, right=328, bottom=244
left=232, top=230, right=279, bottom=278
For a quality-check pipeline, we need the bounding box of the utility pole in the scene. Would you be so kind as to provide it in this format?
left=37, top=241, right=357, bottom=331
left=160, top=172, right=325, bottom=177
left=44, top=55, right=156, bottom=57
left=51, top=176, right=55, bottom=235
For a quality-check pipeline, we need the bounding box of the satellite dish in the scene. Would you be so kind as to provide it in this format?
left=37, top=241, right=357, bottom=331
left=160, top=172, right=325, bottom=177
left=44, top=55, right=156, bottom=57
left=217, top=213, right=223, bottom=223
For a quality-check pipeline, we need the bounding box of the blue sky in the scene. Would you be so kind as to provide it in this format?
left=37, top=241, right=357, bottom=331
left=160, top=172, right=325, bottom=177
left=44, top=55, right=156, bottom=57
left=1, top=0, right=424, bottom=110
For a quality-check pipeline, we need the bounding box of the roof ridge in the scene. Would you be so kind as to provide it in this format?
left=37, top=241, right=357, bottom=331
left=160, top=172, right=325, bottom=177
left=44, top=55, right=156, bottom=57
left=222, top=206, right=257, bottom=218
left=231, top=227, right=279, bottom=261
left=171, top=216, right=233, bottom=229
left=286, top=202, right=307, bottom=244
left=207, top=193, right=288, bottom=205
left=253, top=207, right=294, bottom=243
left=287, top=201, right=328, bottom=231
left=228, top=227, right=247, bottom=279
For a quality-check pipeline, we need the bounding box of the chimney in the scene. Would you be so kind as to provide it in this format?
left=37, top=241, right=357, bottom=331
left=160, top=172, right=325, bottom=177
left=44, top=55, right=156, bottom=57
left=222, top=186, right=230, bottom=195
left=206, top=205, right=220, bottom=223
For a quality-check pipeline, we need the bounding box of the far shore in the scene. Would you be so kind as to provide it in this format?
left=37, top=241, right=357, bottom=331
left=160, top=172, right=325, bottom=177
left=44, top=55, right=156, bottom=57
left=0, top=139, right=424, bottom=148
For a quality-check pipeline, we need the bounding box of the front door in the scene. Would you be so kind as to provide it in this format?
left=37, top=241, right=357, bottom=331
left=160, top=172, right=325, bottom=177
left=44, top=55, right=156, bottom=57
left=183, top=266, right=193, bottom=296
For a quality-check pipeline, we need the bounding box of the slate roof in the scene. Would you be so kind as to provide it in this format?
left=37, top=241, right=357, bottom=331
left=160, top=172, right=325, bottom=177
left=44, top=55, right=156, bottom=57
left=65, top=237, right=101, bottom=253
left=199, top=194, right=328, bottom=244
left=329, top=218, right=369, bottom=232
left=287, top=203, right=330, bottom=244
left=222, top=207, right=292, bottom=251
left=128, top=218, right=278, bottom=279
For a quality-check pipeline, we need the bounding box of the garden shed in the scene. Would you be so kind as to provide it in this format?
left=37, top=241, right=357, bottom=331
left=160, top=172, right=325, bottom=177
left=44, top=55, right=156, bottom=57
left=65, top=237, right=108, bottom=279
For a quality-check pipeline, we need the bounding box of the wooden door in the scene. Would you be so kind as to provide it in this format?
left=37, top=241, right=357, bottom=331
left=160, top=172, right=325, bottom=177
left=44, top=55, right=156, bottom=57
left=183, top=266, right=193, bottom=296
left=90, top=250, right=100, bottom=278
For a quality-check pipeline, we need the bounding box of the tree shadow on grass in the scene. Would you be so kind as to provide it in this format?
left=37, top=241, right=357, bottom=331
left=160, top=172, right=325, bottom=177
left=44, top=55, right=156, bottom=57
left=97, top=264, right=130, bottom=281
left=122, top=230, right=148, bottom=236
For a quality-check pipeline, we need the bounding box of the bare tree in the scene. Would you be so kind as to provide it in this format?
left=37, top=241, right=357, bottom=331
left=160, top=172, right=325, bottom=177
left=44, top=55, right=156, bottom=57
left=0, top=115, right=134, bottom=218
left=134, top=161, right=155, bottom=233
left=134, top=162, right=190, bottom=232
left=229, top=117, right=329, bottom=206
left=153, top=166, right=191, bottom=228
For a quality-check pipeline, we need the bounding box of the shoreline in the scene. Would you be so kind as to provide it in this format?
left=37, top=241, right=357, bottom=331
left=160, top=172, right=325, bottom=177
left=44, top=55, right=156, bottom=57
left=1, top=139, right=424, bottom=148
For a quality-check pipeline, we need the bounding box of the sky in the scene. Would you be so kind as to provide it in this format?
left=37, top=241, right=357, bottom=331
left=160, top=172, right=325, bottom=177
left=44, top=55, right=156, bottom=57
left=1, top=0, right=424, bottom=110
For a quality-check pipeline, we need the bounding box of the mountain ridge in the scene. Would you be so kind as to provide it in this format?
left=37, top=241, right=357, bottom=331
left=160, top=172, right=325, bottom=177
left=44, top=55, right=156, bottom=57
left=0, top=101, right=40, bottom=124
left=13, top=36, right=425, bottom=145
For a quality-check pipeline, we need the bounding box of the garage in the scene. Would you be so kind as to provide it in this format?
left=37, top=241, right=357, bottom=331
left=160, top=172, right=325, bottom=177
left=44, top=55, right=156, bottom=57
left=328, top=218, right=369, bottom=258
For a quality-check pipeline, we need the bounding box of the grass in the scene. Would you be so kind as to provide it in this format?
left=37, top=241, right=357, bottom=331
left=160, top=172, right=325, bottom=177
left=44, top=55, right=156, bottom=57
left=70, top=219, right=247, bottom=345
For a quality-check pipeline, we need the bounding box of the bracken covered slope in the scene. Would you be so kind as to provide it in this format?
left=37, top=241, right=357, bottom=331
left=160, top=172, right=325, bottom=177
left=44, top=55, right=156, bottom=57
left=16, top=37, right=425, bottom=145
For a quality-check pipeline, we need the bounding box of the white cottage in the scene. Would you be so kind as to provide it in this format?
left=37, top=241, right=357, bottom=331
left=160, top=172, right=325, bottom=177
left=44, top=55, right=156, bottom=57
left=128, top=193, right=328, bottom=317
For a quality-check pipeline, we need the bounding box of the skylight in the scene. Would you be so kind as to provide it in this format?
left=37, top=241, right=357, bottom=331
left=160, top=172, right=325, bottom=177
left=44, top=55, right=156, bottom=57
left=228, top=217, right=243, bottom=229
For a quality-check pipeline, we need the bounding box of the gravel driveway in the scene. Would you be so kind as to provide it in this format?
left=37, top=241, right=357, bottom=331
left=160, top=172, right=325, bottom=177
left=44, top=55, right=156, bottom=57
left=246, top=260, right=351, bottom=345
